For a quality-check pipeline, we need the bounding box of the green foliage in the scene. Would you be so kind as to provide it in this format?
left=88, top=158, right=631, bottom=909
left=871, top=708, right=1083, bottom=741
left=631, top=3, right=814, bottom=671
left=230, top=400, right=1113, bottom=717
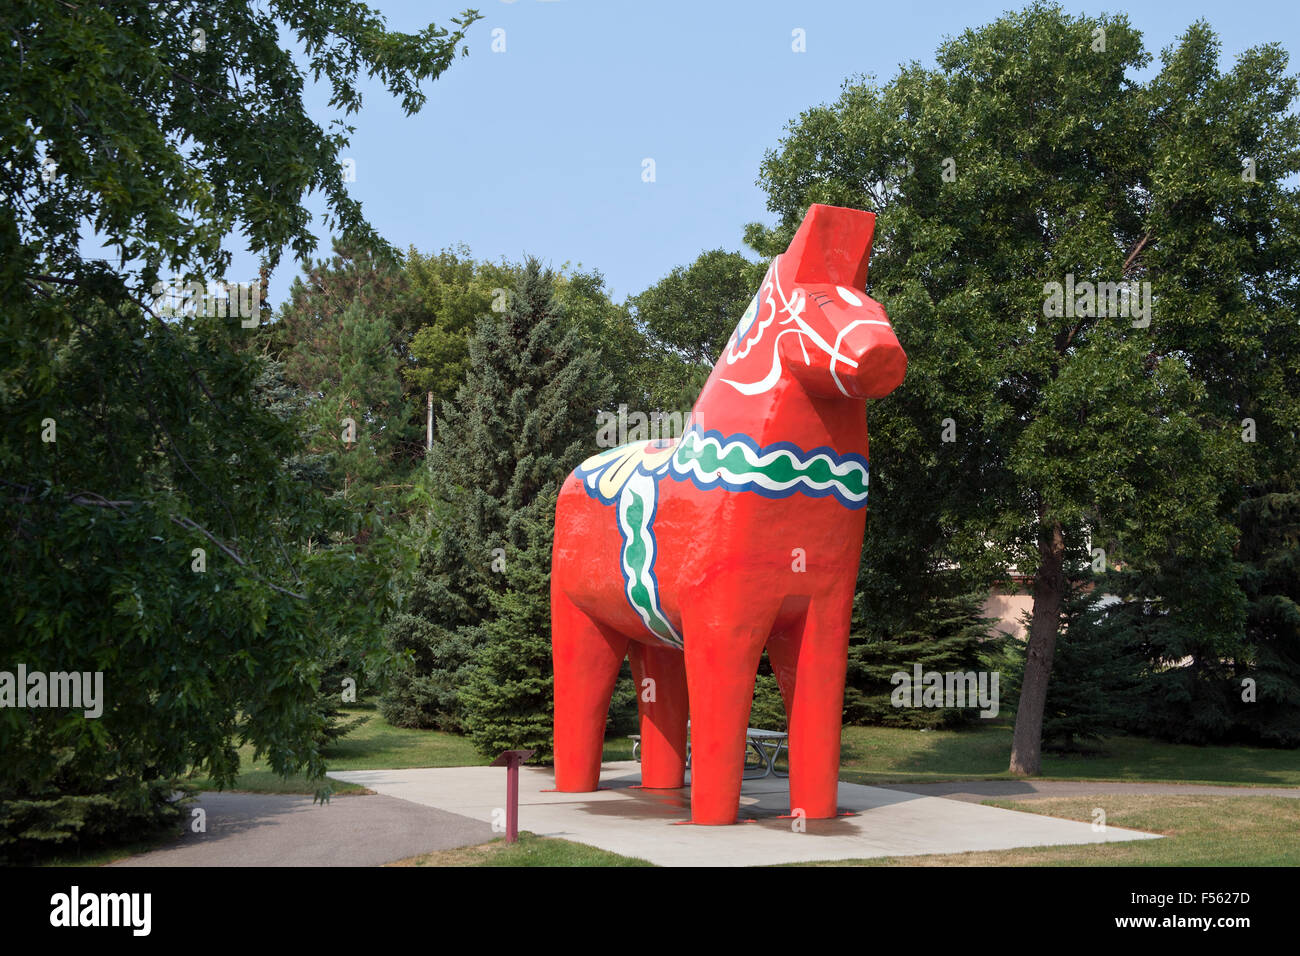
left=749, top=671, right=788, bottom=732
left=629, top=250, right=766, bottom=410
left=846, top=588, right=1006, bottom=729
left=378, top=497, right=485, bottom=731
left=751, top=2, right=1300, bottom=759
left=461, top=504, right=556, bottom=759
left=0, top=0, right=479, bottom=857
left=403, top=246, right=519, bottom=411
left=273, top=241, right=420, bottom=378
left=1088, top=486, right=1300, bottom=748
left=401, top=250, right=639, bottom=421
left=631, top=250, right=764, bottom=366
left=252, top=357, right=401, bottom=744
left=1045, top=482, right=1300, bottom=748
left=606, top=664, right=641, bottom=738
left=3, top=1, right=480, bottom=297
left=272, top=241, right=427, bottom=494
left=1037, top=582, right=1147, bottom=751
left=1074, top=561, right=1247, bottom=745
left=1236, top=487, right=1300, bottom=745
left=382, top=259, right=618, bottom=731
left=0, top=302, right=399, bottom=858
left=301, top=297, right=412, bottom=495
left=0, top=777, right=189, bottom=864
left=556, top=267, right=646, bottom=407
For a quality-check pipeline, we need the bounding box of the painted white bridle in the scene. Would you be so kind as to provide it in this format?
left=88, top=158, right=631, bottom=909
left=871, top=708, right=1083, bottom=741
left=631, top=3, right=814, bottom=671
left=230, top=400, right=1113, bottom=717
left=721, top=255, right=891, bottom=398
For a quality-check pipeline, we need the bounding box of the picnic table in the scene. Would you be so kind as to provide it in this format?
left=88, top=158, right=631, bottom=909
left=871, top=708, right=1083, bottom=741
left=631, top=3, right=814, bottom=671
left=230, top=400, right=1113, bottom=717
left=628, top=725, right=788, bottom=779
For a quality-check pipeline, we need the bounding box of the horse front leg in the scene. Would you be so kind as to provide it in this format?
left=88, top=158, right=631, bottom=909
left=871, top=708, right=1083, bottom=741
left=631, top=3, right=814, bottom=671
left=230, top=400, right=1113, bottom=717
left=682, top=598, right=772, bottom=825
left=552, top=589, right=628, bottom=792
left=767, top=590, right=853, bottom=819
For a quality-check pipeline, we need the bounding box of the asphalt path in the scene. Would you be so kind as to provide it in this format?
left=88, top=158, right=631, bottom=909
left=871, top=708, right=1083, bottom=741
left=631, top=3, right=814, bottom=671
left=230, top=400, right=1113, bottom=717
left=110, top=791, right=495, bottom=867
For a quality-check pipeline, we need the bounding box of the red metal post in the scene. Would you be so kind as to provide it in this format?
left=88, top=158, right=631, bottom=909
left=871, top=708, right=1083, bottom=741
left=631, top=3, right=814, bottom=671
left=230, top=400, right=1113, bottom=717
left=506, top=758, right=520, bottom=843
left=491, top=749, right=535, bottom=844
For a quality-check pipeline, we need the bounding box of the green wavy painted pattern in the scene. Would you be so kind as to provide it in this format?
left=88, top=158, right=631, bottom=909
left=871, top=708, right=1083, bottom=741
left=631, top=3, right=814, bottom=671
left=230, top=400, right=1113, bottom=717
left=672, top=432, right=868, bottom=501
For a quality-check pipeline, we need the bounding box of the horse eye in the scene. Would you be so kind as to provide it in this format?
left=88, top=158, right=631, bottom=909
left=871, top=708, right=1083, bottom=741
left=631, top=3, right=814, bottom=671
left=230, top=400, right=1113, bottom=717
left=836, top=286, right=863, bottom=307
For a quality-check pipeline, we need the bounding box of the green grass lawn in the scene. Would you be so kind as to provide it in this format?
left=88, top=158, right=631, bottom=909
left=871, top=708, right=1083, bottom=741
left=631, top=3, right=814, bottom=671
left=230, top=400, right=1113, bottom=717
left=392, top=832, right=651, bottom=867
left=838, top=722, right=1300, bottom=788
left=186, top=705, right=638, bottom=794
left=185, top=704, right=484, bottom=794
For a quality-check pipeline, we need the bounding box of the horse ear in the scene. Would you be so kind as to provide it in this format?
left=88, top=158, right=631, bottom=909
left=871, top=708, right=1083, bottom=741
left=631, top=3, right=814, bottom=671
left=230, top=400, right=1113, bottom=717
left=785, top=204, right=876, bottom=289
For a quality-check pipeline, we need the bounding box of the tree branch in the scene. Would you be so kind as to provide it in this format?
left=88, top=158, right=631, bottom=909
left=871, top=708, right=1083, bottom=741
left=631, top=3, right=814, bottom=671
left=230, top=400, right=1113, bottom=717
left=1121, top=231, right=1152, bottom=275
left=1, top=485, right=307, bottom=601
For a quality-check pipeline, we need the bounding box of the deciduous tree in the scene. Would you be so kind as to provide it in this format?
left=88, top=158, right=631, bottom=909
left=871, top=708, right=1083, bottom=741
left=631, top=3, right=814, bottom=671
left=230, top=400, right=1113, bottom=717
left=751, top=2, right=1299, bottom=772
left=0, top=0, right=480, bottom=857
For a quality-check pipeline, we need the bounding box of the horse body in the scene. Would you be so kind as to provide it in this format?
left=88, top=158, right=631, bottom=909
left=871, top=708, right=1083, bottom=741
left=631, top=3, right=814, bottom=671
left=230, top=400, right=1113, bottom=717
left=551, top=204, right=907, bottom=824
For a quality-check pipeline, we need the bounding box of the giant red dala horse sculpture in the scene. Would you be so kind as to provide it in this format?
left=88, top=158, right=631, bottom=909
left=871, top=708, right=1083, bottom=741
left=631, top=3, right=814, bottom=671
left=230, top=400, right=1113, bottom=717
left=551, top=203, right=907, bottom=825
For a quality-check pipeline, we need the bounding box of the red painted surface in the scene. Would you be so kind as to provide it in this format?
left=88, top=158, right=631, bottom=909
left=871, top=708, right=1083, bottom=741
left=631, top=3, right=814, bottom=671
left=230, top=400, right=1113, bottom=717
left=551, top=204, right=907, bottom=825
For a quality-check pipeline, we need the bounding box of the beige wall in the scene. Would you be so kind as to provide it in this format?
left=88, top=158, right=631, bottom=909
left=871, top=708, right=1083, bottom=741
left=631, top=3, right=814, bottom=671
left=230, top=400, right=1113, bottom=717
left=983, top=585, right=1033, bottom=640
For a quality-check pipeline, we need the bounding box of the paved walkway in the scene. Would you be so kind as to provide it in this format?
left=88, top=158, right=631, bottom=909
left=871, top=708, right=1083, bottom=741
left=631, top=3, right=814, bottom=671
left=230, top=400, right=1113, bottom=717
left=880, top=780, right=1300, bottom=803
left=110, top=791, right=494, bottom=867
left=111, top=771, right=1288, bottom=867
left=328, top=761, right=1161, bottom=867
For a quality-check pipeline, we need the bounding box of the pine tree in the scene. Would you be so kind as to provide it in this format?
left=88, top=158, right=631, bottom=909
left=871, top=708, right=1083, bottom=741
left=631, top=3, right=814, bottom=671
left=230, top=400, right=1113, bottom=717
left=845, top=587, right=1004, bottom=729
left=1039, top=577, right=1146, bottom=752
left=461, top=502, right=556, bottom=758
left=1084, top=556, right=1246, bottom=746
left=308, top=298, right=412, bottom=498
left=381, top=259, right=616, bottom=729
left=1232, top=487, right=1300, bottom=745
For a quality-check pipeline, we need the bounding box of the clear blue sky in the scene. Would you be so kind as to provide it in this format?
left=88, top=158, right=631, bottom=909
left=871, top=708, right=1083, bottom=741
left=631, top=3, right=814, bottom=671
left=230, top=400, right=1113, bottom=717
left=238, top=0, right=1299, bottom=309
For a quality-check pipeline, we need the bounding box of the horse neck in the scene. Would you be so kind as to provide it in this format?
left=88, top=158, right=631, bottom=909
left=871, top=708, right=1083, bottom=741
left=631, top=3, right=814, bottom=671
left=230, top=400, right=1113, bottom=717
left=688, top=372, right=869, bottom=459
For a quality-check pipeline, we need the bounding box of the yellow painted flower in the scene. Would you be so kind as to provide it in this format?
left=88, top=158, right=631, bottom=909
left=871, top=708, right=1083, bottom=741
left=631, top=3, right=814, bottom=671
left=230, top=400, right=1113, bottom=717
left=577, top=438, right=677, bottom=503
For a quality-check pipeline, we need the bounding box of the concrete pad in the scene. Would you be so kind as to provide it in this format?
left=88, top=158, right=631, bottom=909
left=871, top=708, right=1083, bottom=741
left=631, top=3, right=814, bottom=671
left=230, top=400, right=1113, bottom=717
left=111, top=791, right=494, bottom=867
left=329, top=761, right=1161, bottom=867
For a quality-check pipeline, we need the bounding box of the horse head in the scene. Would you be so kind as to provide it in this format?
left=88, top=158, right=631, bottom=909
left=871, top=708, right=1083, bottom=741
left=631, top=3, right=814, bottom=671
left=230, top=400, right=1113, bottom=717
left=718, top=204, right=907, bottom=401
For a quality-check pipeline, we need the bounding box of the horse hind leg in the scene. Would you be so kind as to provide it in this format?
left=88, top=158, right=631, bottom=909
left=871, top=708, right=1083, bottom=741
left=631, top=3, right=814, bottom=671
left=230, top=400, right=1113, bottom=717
left=628, top=640, right=689, bottom=789
left=552, top=590, right=628, bottom=792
